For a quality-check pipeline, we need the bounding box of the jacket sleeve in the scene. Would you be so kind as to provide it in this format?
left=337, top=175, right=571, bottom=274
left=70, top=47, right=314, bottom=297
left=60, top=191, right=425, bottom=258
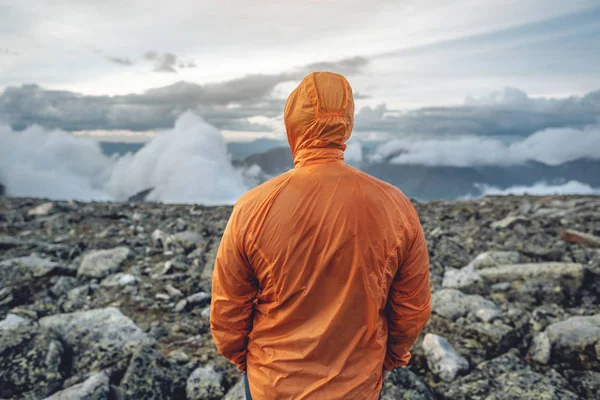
left=210, top=207, right=258, bottom=371
left=384, top=220, right=432, bottom=371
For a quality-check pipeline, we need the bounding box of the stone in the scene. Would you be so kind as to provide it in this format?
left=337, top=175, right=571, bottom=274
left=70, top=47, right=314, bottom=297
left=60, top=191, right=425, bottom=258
left=168, top=231, right=207, bottom=253
left=201, top=306, right=211, bottom=319
left=186, top=365, right=225, bottom=400
left=491, top=215, right=528, bottom=229
left=119, top=343, right=187, bottom=399
left=222, top=378, right=246, bottom=400
left=529, top=332, right=551, bottom=364
left=155, top=293, right=171, bottom=301
left=467, top=251, right=522, bottom=269
left=50, top=276, right=81, bottom=298
left=175, top=300, right=188, bottom=313
left=442, top=265, right=481, bottom=289
left=169, top=350, right=191, bottom=364
left=0, top=255, right=70, bottom=281
left=0, top=326, right=64, bottom=400
left=200, top=242, right=220, bottom=281
left=78, top=247, right=132, bottom=279
left=466, top=322, right=516, bottom=354
left=43, top=372, right=110, bottom=400
left=380, top=367, right=435, bottom=400
left=422, top=333, right=469, bottom=382
left=100, top=273, right=139, bottom=287
left=561, top=229, right=600, bottom=248
left=165, top=284, right=183, bottom=299
left=39, top=307, right=150, bottom=376
left=492, top=370, right=579, bottom=400
left=0, top=313, right=34, bottom=330
left=432, top=289, right=501, bottom=322
left=478, top=262, right=585, bottom=292
left=544, top=314, right=600, bottom=368
left=186, top=291, right=210, bottom=305
left=151, top=229, right=169, bottom=248
left=28, top=202, right=56, bottom=217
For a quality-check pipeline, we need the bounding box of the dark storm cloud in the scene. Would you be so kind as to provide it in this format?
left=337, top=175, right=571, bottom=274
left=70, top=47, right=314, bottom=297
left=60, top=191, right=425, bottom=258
left=0, top=55, right=369, bottom=132
left=354, top=87, right=600, bottom=137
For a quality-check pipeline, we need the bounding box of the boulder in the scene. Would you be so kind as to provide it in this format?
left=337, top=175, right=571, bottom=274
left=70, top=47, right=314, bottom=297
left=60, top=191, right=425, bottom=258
left=43, top=372, right=110, bottom=400
left=380, top=367, right=435, bottom=400
left=39, top=307, right=150, bottom=376
left=422, top=333, right=469, bottom=382
left=0, top=313, right=34, bottom=330
left=28, top=202, right=56, bottom=217
left=491, top=215, right=528, bottom=229
left=0, top=326, right=64, bottom=400
left=222, top=378, right=246, bottom=400
left=78, top=247, right=132, bottom=279
left=168, top=231, right=207, bottom=254
left=466, top=322, right=516, bottom=355
left=100, top=273, right=139, bottom=287
left=186, top=365, right=225, bottom=400
left=119, top=343, right=187, bottom=399
left=442, top=265, right=481, bottom=289
left=544, top=314, right=600, bottom=368
left=432, top=289, right=501, bottom=322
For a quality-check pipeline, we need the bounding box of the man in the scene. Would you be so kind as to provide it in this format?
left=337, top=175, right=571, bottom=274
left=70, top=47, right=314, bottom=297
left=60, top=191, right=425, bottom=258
left=211, top=72, right=431, bottom=399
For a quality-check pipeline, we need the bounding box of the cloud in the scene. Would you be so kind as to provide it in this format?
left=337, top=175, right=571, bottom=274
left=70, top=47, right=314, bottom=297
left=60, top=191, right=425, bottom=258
left=0, top=55, right=368, bottom=132
left=476, top=180, right=600, bottom=197
left=355, top=87, right=600, bottom=138
left=107, top=56, right=134, bottom=66
left=143, top=51, right=192, bottom=73
left=1, top=49, right=18, bottom=56
left=0, top=113, right=247, bottom=204
left=371, top=125, right=600, bottom=166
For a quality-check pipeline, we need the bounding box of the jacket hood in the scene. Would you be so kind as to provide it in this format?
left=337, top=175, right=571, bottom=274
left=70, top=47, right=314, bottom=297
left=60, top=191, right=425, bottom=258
left=284, top=72, right=354, bottom=167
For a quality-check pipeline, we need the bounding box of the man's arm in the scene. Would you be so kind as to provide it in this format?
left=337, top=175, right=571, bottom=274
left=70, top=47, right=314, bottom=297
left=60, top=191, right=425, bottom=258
left=384, top=221, right=432, bottom=371
left=210, top=207, right=257, bottom=372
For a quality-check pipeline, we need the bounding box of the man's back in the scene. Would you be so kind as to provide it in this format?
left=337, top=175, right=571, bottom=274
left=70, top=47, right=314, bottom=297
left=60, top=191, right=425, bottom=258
left=211, top=72, right=431, bottom=400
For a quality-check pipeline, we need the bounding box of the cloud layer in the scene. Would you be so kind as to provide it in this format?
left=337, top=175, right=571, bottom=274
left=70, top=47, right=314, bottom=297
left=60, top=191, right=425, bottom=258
left=0, top=113, right=247, bottom=204
left=372, top=125, right=600, bottom=166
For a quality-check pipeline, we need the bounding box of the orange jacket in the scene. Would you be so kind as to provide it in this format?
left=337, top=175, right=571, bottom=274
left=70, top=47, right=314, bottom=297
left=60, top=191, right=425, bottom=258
left=210, top=72, right=431, bottom=399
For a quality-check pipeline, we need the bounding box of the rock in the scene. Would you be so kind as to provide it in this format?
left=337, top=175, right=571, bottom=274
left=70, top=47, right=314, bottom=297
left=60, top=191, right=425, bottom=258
left=151, top=229, right=169, bottom=248
left=432, top=289, right=501, bottom=322
left=478, top=262, right=585, bottom=293
left=466, top=322, right=516, bottom=354
left=380, top=367, right=435, bottom=400
left=175, top=300, right=188, bottom=313
left=39, top=307, right=150, bottom=376
left=43, top=372, right=110, bottom=400
left=200, top=243, right=220, bottom=281
left=169, top=350, right=190, bottom=364
left=529, top=332, right=551, bottom=364
left=168, top=231, right=206, bottom=253
left=0, top=235, right=33, bottom=250
left=0, top=313, right=34, bottom=330
left=561, top=229, right=600, bottom=248
left=50, top=276, right=81, bottom=298
left=422, top=333, right=469, bottom=382
left=544, top=314, right=600, bottom=368
left=78, top=247, right=132, bottom=279
left=100, top=273, right=139, bottom=287
left=222, top=378, right=246, bottom=400
left=492, top=369, right=579, bottom=399
left=165, top=284, right=183, bottom=299
left=28, top=202, right=56, bottom=217
left=442, top=265, right=481, bottom=289
left=186, top=365, right=225, bottom=400
left=467, top=251, right=522, bottom=269
left=201, top=306, right=211, bottom=319
left=186, top=291, right=210, bottom=306
left=155, top=293, right=171, bottom=301
left=563, top=371, right=600, bottom=400
left=119, top=343, right=187, bottom=399
left=0, top=255, right=70, bottom=281
left=0, top=326, right=64, bottom=399
left=491, top=215, right=528, bottom=229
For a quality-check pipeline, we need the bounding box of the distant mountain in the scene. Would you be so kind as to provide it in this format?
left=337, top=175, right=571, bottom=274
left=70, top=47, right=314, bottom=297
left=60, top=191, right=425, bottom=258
left=238, top=146, right=600, bottom=200
left=100, top=142, right=144, bottom=157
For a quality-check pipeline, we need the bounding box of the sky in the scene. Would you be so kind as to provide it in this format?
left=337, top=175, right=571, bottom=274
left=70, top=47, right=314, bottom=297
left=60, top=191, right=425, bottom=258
left=1, top=0, right=599, bottom=141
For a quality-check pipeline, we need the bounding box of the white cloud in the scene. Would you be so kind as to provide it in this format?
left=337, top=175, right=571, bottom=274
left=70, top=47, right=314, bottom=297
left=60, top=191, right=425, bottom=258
left=373, top=125, right=600, bottom=166
left=0, top=113, right=248, bottom=204
left=477, top=180, right=600, bottom=196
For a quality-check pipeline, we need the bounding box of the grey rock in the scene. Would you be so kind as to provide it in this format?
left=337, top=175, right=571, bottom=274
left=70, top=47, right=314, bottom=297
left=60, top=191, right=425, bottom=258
left=119, top=343, right=187, bottom=400
left=186, top=291, right=210, bottom=305
left=28, top=202, right=56, bottom=217
left=442, top=265, right=481, bottom=289
left=165, top=284, right=183, bottom=299
left=0, top=313, right=34, bottom=330
left=201, top=306, right=211, bottom=319
left=50, top=276, right=81, bottom=298
left=155, top=293, right=171, bottom=301
left=222, top=378, right=246, bottom=400
left=380, top=367, right=435, bottom=400
left=151, top=229, right=169, bottom=248
left=467, top=251, right=522, bottom=269
left=491, top=215, right=528, bottom=229
left=422, top=333, right=469, bottom=382
left=491, top=369, right=579, bottom=399
left=529, top=332, right=551, bottom=364
left=466, top=322, right=516, bottom=354
left=39, top=307, right=150, bottom=376
left=167, top=231, right=206, bottom=253
left=478, top=262, right=585, bottom=292
left=100, top=273, right=139, bottom=287
left=43, top=372, right=110, bottom=400
left=432, top=289, right=501, bottom=322
left=200, top=243, right=220, bottom=281
left=186, top=365, right=225, bottom=400
left=175, top=300, right=188, bottom=313
left=78, top=247, right=132, bottom=279
left=0, top=255, right=69, bottom=280
left=0, top=326, right=64, bottom=399
left=544, top=314, right=600, bottom=368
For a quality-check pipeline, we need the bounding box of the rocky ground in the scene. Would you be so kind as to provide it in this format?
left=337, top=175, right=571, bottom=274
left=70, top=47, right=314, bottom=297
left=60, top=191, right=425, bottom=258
left=0, top=195, right=599, bottom=399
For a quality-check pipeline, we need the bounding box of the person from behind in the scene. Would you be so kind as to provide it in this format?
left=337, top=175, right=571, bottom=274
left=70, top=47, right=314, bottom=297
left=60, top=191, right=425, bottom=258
left=210, top=71, right=431, bottom=399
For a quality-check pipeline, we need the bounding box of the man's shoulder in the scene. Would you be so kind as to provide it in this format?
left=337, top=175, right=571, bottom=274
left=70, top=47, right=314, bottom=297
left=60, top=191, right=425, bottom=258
left=235, top=170, right=294, bottom=212
left=346, top=165, right=412, bottom=204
